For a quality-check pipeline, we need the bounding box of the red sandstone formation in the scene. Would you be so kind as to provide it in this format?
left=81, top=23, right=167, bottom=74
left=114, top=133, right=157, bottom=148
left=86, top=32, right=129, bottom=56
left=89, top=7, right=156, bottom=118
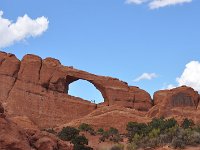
left=0, top=52, right=200, bottom=130
left=1, top=51, right=200, bottom=149
left=0, top=102, right=73, bottom=150
left=148, top=86, right=200, bottom=124
left=0, top=51, right=152, bottom=129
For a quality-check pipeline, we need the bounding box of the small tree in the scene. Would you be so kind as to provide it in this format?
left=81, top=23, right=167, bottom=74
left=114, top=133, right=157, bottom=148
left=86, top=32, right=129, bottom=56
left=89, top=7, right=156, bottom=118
left=126, top=122, right=147, bottom=141
left=72, top=135, right=93, bottom=150
left=58, top=126, right=80, bottom=141
left=181, top=118, right=195, bottom=129
left=79, top=123, right=93, bottom=132
left=97, top=128, right=104, bottom=135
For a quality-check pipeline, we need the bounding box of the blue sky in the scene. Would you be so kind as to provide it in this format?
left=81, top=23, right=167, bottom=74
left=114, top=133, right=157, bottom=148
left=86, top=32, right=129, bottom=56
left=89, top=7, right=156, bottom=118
left=1, top=0, right=200, bottom=103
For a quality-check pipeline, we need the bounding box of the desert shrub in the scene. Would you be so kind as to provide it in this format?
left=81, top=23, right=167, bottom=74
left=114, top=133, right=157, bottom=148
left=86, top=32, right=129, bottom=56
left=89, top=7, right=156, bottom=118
left=126, top=122, right=148, bottom=141
left=158, top=134, right=172, bottom=145
left=127, top=142, right=137, bottom=150
left=72, top=135, right=88, bottom=145
left=78, top=123, right=96, bottom=136
left=108, top=127, right=119, bottom=136
left=97, top=128, right=104, bottom=135
left=148, top=117, right=177, bottom=133
left=171, top=137, right=185, bottom=149
left=181, top=118, right=195, bottom=129
left=99, top=127, right=122, bottom=143
left=58, top=126, right=93, bottom=149
left=188, top=131, right=200, bottom=145
left=148, top=128, right=160, bottom=139
left=163, top=118, right=178, bottom=131
left=79, top=123, right=93, bottom=132
left=58, top=126, right=80, bottom=141
left=109, top=134, right=123, bottom=143
left=110, top=144, right=124, bottom=150
left=193, top=125, right=200, bottom=133
left=145, top=138, right=159, bottom=148
left=132, top=133, right=142, bottom=144
left=126, top=117, right=199, bottom=149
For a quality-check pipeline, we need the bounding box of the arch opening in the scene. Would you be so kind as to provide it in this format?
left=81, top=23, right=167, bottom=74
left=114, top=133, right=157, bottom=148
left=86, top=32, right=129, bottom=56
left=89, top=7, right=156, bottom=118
left=67, top=79, right=104, bottom=104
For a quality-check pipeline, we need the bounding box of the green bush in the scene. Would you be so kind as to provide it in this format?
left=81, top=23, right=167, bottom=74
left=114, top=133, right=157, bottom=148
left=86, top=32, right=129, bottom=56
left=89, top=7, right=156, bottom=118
left=145, top=138, right=159, bottom=148
left=181, top=118, right=194, bottom=129
left=148, top=117, right=177, bottom=133
left=71, top=135, right=88, bottom=146
left=99, top=127, right=122, bottom=143
left=148, top=128, right=160, bottom=139
left=127, top=142, right=137, bottom=150
left=58, top=126, right=80, bottom=141
left=109, top=134, right=123, bottom=143
left=126, top=122, right=148, bottom=141
left=79, top=123, right=93, bottom=132
left=79, top=123, right=96, bottom=135
left=132, top=133, right=142, bottom=144
left=97, top=128, right=104, bottom=135
left=126, top=117, right=199, bottom=149
left=108, top=127, right=119, bottom=136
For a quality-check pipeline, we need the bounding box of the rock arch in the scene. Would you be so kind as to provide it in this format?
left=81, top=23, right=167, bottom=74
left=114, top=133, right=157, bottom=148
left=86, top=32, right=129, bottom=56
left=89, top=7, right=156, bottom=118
left=66, top=77, right=106, bottom=104
left=0, top=52, right=152, bottom=128
left=66, top=75, right=108, bottom=102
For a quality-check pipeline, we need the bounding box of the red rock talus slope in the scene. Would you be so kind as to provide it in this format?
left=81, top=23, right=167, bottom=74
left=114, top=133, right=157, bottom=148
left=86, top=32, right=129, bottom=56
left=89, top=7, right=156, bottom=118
left=0, top=51, right=152, bottom=129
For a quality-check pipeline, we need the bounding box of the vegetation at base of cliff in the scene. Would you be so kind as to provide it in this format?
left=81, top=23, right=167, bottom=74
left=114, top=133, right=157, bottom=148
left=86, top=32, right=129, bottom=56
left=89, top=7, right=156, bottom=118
left=126, top=117, right=200, bottom=149
left=42, top=118, right=200, bottom=150
left=98, top=127, right=123, bottom=143
left=79, top=123, right=96, bottom=135
left=58, top=126, right=93, bottom=150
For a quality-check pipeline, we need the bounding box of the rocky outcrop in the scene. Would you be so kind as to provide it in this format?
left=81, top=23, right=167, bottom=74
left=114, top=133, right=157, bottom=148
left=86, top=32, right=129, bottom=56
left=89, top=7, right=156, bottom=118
left=153, top=86, right=199, bottom=108
left=0, top=103, right=73, bottom=150
left=148, top=86, right=200, bottom=123
left=0, top=51, right=152, bottom=129
left=0, top=103, right=32, bottom=150
left=1, top=51, right=200, bottom=132
left=57, top=105, right=151, bottom=133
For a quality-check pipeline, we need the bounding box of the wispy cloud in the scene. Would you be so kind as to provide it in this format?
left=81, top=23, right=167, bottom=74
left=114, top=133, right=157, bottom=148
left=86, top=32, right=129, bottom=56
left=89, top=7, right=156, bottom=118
left=0, top=10, right=49, bottom=49
left=125, top=0, right=147, bottom=4
left=126, top=0, right=192, bottom=9
left=134, top=73, right=158, bottom=82
left=149, top=0, right=192, bottom=9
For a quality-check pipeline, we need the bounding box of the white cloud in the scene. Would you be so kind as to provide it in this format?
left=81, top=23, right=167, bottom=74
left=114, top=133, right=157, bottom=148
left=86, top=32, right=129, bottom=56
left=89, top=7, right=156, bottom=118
left=149, top=0, right=192, bottom=9
left=134, top=73, right=158, bottom=82
left=0, top=10, right=49, bottom=48
left=125, top=0, right=192, bottom=9
left=125, top=0, right=147, bottom=4
left=176, top=61, right=200, bottom=92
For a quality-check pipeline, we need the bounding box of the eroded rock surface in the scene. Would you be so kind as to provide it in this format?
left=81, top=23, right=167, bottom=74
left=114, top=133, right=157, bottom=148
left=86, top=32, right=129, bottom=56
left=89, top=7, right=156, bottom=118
left=148, top=86, right=200, bottom=123
left=0, top=103, right=73, bottom=150
left=0, top=51, right=152, bottom=129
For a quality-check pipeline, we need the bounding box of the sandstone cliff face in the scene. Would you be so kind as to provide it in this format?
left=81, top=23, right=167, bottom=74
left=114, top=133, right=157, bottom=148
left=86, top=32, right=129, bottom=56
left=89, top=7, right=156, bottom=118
left=0, top=51, right=152, bottom=129
left=148, top=86, right=200, bottom=124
